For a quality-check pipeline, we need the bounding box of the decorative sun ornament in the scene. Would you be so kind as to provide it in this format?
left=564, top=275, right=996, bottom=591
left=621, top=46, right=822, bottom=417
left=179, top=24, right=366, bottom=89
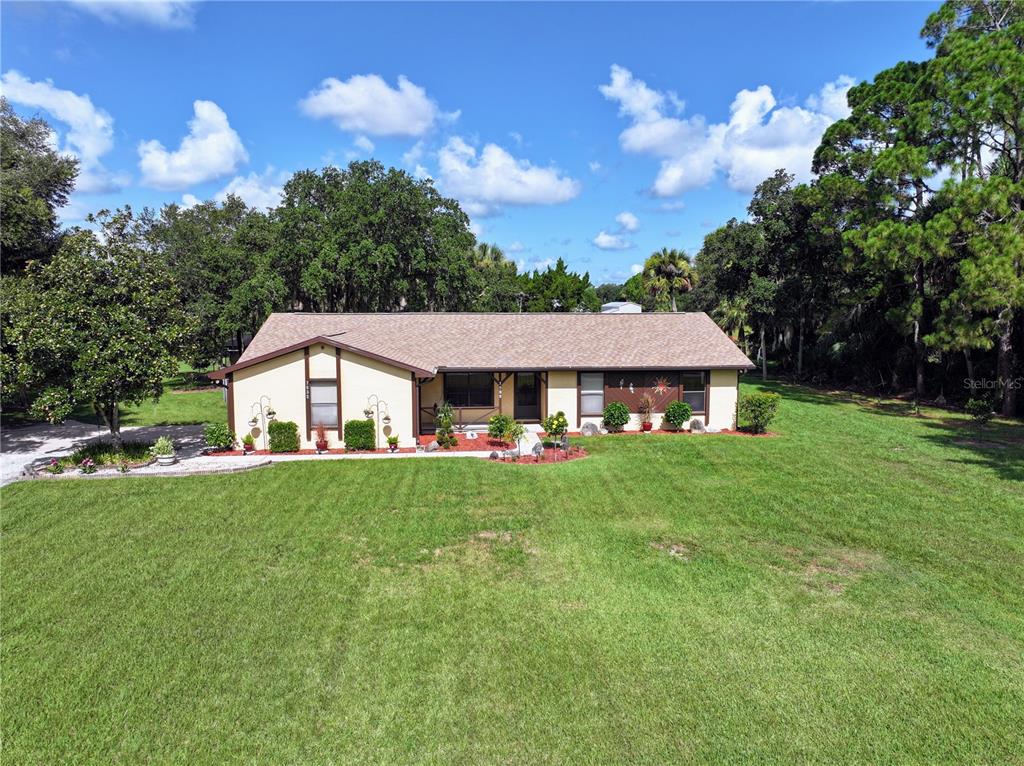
left=654, top=376, right=670, bottom=395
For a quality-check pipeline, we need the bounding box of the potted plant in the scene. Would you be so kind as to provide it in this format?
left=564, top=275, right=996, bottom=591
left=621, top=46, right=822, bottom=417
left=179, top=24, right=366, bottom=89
left=638, top=394, right=655, bottom=432
left=314, top=422, right=329, bottom=453
left=242, top=433, right=256, bottom=454
left=387, top=434, right=400, bottom=452
left=150, top=436, right=176, bottom=465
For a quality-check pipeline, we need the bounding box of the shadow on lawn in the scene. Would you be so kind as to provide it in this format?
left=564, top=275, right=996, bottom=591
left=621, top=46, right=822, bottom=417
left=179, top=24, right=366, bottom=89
left=856, top=400, right=1024, bottom=481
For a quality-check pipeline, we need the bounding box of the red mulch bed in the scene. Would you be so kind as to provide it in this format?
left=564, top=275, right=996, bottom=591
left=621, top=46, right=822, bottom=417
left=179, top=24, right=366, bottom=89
left=416, top=433, right=513, bottom=452
left=493, top=446, right=588, bottom=464
left=556, top=429, right=777, bottom=438
left=209, top=447, right=416, bottom=456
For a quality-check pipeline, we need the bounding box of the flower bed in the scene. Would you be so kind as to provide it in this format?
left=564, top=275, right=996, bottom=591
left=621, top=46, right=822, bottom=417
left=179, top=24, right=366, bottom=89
left=492, top=446, right=588, bottom=464
left=417, top=433, right=512, bottom=452
left=559, top=429, right=777, bottom=438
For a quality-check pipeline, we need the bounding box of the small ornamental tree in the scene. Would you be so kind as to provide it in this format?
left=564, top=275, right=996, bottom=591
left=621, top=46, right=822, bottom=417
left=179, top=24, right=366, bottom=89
left=541, top=410, right=569, bottom=438
left=965, top=397, right=994, bottom=425
left=738, top=392, right=781, bottom=434
left=1, top=208, right=196, bottom=450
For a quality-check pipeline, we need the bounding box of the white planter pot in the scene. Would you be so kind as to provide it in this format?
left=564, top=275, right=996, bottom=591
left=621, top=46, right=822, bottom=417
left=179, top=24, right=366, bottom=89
left=156, top=455, right=177, bottom=466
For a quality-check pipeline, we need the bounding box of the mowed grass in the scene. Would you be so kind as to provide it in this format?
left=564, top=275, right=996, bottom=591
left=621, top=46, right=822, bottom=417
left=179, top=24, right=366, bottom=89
left=70, top=366, right=226, bottom=427
left=2, top=381, right=1022, bottom=763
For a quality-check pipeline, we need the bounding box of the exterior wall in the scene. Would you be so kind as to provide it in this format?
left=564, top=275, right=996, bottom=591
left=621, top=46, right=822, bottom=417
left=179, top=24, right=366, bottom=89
left=708, top=369, right=739, bottom=430
left=231, top=349, right=306, bottom=450
left=545, top=371, right=577, bottom=425
left=577, top=368, right=740, bottom=432
left=340, top=351, right=415, bottom=448
left=230, top=345, right=415, bottom=450
left=419, top=374, right=509, bottom=429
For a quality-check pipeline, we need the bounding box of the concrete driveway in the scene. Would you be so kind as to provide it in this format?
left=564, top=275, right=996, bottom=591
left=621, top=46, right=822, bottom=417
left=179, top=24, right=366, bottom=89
left=1, top=420, right=205, bottom=486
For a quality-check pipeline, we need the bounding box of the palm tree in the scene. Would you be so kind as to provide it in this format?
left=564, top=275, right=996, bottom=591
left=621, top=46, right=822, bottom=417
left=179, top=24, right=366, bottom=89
left=473, top=242, right=508, bottom=269
left=642, top=248, right=694, bottom=312
left=713, top=296, right=752, bottom=355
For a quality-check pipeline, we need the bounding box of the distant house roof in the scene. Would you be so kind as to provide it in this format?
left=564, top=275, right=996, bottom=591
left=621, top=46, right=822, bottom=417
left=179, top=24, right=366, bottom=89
left=210, top=312, right=754, bottom=379
left=600, top=301, right=642, bottom=313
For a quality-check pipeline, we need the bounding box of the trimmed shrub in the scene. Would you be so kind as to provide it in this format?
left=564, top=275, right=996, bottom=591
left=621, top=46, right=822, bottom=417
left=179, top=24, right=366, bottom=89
left=541, top=410, right=569, bottom=438
left=435, top=401, right=458, bottom=448
left=738, top=392, right=780, bottom=434
left=602, top=401, right=630, bottom=431
left=203, top=422, right=235, bottom=450
left=664, top=400, right=693, bottom=429
left=343, top=419, right=376, bottom=450
left=488, top=413, right=515, bottom=441
left=268, top=420, right=300, bottom=452
left=965, top=397, right=994, bottom=424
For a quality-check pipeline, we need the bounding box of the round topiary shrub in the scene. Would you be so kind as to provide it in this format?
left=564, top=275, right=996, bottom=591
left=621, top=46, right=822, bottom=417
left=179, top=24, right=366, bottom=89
left=664, top=400, right=693, bottom=430
left=602, top=401, right=630, bottom=431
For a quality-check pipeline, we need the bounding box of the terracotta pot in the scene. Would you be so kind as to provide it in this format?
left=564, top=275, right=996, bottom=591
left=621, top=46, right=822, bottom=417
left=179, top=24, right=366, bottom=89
left=642, top=421, right=653, bottom=432
left=243, top=444, right=254, bottom=454
left=316, top=440, right=329, bottom=452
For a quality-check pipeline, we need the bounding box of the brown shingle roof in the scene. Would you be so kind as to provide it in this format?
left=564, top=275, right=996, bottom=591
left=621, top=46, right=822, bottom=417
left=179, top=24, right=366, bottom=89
left=221, top=312, right=754, bottom=376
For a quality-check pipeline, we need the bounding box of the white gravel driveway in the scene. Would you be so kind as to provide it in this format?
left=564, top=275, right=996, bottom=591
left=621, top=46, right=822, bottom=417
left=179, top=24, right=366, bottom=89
left=0, top=421, right=206, bottom=486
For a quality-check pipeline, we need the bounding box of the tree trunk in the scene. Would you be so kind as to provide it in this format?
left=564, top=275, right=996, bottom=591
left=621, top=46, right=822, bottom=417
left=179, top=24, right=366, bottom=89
left=963, top=348, right=975, bottom=390
left=97, top=402, right=123, bottom=451
left=670, top=293, right=677, bottom=313
left=797, top=315, right=805, bottom=378
left=997, top=310, right=1017, bottom=417
left=760, top=325, right=767, bottom=381
left=913, top=259, right=926, bottom=401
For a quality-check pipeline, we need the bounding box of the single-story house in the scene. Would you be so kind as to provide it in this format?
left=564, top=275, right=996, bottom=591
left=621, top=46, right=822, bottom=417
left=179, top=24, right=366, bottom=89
left=209, top=312, right=755, bottom=449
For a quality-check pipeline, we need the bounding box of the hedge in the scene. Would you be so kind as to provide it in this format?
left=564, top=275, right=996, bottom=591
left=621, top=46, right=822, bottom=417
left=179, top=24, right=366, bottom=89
left=344, top=419, right=376, bottom=450
left=268, top=420, right=300, bottom=453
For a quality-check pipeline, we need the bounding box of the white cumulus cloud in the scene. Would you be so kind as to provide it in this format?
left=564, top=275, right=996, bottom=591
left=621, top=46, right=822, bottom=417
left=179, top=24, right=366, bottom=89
left=615, top=211, right=639, bottom=232
left=593, top=231, right=633, bottom=251
left=138, top=100, right=248, bottom=190
left=630, top=263, right=644, bottom=275
left=0, top=70, right=126, bottom=193
left=437, top=136, right=580, bottom=217
left=300, top=73, right=453, bottom=137
left=353, top=134, right=375, bottom=153
left=600, top=64, right=856, bottom=196
left=180, top=167, right=287, bottom=211
left=67, top=0, right=197, bottom=29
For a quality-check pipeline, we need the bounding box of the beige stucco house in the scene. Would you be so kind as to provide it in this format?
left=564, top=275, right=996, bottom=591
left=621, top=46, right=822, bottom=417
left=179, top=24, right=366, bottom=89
left=209, top=312, right=755, bottom=449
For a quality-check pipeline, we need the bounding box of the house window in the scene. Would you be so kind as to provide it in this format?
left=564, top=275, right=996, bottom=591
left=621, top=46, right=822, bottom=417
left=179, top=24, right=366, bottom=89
left=309, top=380, right=338, bottom=427
left=580, top=372, right=605, bottom=415
left=444, top=372, right=493, bottom=407
left=681, top=371, right=706, bottom=413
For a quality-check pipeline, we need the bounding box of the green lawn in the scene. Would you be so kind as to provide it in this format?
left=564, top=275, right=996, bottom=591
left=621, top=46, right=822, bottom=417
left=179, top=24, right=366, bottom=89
left=3, top=381, right=1022, bottom=763
left=69, top=366, right=226, bottom=427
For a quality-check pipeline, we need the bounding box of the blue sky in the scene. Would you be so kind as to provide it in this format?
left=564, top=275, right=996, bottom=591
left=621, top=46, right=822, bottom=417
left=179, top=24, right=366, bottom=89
left=2, top=1, right=936, bottom=284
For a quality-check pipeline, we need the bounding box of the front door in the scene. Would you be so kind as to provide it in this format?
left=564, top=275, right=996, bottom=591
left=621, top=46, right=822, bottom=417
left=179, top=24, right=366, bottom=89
left=514, top=372, right=540, bottom=421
